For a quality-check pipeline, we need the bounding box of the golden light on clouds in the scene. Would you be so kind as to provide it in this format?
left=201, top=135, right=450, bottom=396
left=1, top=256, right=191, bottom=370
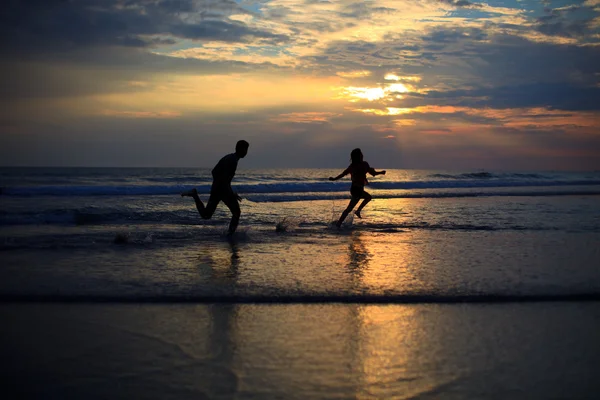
left=343, top=87, right=387, bottom=101
left=270, top=112, right=342, bottom=124
left=90, top=74, right=345, bottom=113
left=337, top=70, right=372, bottom=78
left=98, top=110, right=181, bottom=118
left=159, top=45, right=298, bottom=67
left=350, top=107, right=413, bottom=116
left=337, top=74, right=421, bottom=103
left=384, top=74, right=421, bottom=82
left=394, top=119, right=417, bottom=126
left=387, top=108, right=413, bottom=115
left=387, top=83, right=410, bottom=93
left=339, top=83, right=415, bottom=102
left=1, top=0, right=599, bottom=172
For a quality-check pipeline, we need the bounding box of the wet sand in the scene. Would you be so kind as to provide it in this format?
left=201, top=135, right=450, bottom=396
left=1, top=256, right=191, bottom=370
left=2, top=302, right=599, bottom=399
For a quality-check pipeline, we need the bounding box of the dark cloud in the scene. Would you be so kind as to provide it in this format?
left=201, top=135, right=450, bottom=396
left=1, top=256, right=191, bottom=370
left=438, top=0, right=483, bottom=8
left=1, top=0, right=287, bottom=60
left=536, top=19, right=591, bottom=38
left=471, top=34, right=600, bottom=84
left=422, top=27, right=488, bottom=44
left=397, top=83, right=600, bottom=111
left=535, top=3, right=599, bottom=39
left=171, top=19, right=288, bottom=43
left=339, top=2, right=396, bottom=19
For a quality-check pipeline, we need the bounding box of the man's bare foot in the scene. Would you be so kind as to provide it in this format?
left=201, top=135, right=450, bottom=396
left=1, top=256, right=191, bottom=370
left=181, top=188, right=197, bottom=197
left=354, top=211, right=362, bottom=219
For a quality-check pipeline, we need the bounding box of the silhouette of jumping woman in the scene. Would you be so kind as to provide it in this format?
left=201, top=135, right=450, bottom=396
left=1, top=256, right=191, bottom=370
left=329, top=148, right=386, bottom=227
left=182, top=140, right=249, bottom=235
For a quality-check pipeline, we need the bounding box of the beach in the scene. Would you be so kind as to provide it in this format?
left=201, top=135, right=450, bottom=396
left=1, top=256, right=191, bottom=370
left=1, top=167, right=600, bottom=398
left=2, top=302, right=600, bottom=399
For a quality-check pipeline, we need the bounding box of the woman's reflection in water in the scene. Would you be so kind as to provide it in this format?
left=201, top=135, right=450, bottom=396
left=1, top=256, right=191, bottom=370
left=347, top=232, right=371, bottom=287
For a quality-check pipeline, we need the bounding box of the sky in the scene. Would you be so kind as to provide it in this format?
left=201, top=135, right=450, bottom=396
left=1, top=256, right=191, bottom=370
left=1, top=0, right=599, bottom=170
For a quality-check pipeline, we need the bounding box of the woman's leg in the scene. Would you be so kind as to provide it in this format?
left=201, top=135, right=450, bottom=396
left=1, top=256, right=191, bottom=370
left=355, top=191, right=372, bottom=218
left=337, top=196, right=361, bottom=227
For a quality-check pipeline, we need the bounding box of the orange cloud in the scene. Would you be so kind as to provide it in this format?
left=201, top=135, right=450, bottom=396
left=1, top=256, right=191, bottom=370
left=99, top=110, right=181, bottom=118
left=271, top=112, right=342, bottom=123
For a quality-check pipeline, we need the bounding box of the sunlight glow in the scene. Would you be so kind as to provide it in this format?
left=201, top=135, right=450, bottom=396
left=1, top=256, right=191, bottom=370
left=387, top=108, right=413, bottom=115
left=271, top=112, right=341, bottom=123
left=99, top=110, right=181, bottom=118
left=351, top=107, right=413, bottom=116
left=337, top=71, right=372, bottom=78
left=343, top=87, right=387, bottom=101
left=387, top=83, right=410, bottom=93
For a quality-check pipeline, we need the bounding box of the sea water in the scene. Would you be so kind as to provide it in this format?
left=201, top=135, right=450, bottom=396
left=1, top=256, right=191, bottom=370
left=1, top=167, right=599, bottom=300
left=1, top=167, right=600, bottom=398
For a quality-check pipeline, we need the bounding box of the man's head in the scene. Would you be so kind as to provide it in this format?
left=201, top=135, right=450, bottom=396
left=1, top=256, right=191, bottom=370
left=235, top=140, right=249, bottom=158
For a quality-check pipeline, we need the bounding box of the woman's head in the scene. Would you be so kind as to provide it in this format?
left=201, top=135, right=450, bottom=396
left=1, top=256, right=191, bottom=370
left=350, top=148, right=363, bottom=164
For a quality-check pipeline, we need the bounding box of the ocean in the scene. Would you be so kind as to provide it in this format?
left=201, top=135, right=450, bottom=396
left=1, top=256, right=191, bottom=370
left=1, top=167, right=600, bottom=398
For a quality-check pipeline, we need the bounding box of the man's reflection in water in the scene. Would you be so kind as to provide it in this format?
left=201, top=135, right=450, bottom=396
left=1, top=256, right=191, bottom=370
left=196, top=239, right=240, bottom=281
left=194, top=239, right=242, bottom=397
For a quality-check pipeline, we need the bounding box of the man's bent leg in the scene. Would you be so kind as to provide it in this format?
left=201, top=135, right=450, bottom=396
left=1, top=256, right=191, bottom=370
left=201, top=191, right=221, bottom=220
left=182, top=188, right=208, bottom=217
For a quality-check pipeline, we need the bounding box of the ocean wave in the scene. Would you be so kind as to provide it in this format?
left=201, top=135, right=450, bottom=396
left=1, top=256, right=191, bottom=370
left=2, top=178, right=600, bottom=197
left=427, top=172, right=548, bottom=180
left=2, top=192, right=600, bottom=227
left=246, top=189, right=600, bottom=202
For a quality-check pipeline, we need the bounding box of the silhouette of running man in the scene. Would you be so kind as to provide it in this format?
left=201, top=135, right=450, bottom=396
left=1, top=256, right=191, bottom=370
left=329, top=148, right=386, bottom=227
left=182, top=140, right=249, bottom=235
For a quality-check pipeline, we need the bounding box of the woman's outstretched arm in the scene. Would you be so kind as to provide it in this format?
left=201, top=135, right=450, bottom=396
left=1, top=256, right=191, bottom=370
left=329, top=166, right=351, bottom=181
left=368, top=167, right=386, bottom=176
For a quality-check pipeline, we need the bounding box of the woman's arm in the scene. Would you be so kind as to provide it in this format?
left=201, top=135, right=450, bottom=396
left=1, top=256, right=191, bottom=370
left=368, top=167, right=386, bottom=176
left=329, top=166, right=351, bottom=181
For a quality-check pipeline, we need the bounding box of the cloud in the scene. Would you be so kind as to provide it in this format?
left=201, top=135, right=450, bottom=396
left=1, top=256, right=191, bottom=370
left=0, top=0, right=287, bottom=59
left=270, top=112, right=342, bottom=124
left=170, top=19, right=288, bottom=44
left=438, top=0, right=483, bottom=8
left=2, top=0, right=599, bottom=170
left=99, top=110, right=182, bottom=118
left=534, top=3, right=599, bottom=40
left=402, top=83, right=600, bottom=111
